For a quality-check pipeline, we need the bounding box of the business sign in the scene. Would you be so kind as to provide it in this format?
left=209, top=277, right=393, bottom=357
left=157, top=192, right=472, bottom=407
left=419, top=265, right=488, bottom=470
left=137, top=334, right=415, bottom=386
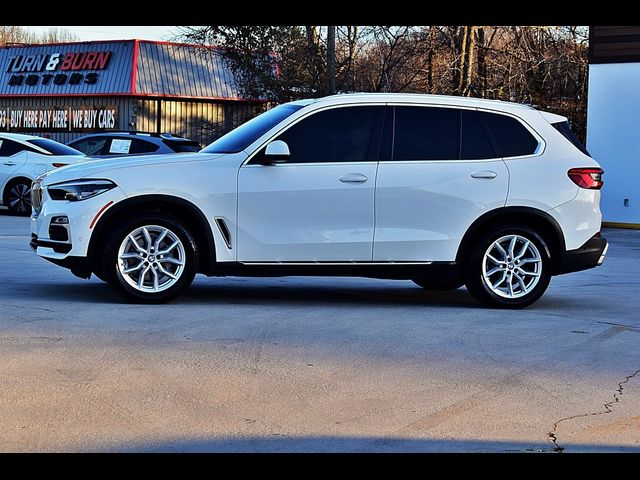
left=5, top=50, right=112, bottom=88
left=0, top=106, right=118, bottom=132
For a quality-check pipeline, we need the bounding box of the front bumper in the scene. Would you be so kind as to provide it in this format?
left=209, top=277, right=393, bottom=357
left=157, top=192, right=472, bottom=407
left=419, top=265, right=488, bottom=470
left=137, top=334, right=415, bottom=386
left=556, top=235, right=608, bottom=275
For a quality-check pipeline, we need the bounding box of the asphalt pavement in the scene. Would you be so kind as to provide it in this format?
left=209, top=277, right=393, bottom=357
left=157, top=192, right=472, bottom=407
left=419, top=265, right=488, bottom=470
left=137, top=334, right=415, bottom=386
left=0, top=211, right=639, bottom=452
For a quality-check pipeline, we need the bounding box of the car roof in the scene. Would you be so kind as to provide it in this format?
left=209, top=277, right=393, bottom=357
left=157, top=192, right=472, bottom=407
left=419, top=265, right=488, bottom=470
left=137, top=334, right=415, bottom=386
left=310, top=92, right=535, bottom=113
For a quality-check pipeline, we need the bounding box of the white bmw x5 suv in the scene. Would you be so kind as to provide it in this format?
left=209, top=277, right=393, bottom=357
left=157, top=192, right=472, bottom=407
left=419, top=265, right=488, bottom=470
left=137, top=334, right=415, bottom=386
left=30, top=93, right=607, bottom=308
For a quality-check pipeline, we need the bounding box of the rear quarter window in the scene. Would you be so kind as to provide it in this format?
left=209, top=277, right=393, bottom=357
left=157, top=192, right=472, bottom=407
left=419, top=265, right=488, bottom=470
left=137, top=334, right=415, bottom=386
left=480, top=111, right=539, bottom=158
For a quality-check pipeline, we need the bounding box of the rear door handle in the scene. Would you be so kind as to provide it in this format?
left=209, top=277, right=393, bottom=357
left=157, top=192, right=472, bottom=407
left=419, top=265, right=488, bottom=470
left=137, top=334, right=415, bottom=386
left=470, top=170, right=497, bottom=179
left=3, top=161, right=17, bottom=166
left=339, top=173, right=368, bottom=184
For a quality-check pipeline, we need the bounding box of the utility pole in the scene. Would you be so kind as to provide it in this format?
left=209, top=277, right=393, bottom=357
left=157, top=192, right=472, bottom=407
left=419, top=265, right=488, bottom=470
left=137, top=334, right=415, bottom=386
left=327, top=26, right=336, bottom=95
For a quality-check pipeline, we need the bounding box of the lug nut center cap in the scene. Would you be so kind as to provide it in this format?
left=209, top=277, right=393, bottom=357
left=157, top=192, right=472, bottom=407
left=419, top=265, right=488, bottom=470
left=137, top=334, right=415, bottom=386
left=148, top=255, right=156, bottom=262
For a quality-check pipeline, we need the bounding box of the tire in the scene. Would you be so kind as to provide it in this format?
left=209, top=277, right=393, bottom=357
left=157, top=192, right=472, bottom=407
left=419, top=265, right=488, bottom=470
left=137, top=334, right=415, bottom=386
left=102, top=212, right=199, bottom=303
left=464, top=225, right=552, bottom=309
left=4, top=178, right=32, bottom=216
left=412, top=277, right=464, bottom=291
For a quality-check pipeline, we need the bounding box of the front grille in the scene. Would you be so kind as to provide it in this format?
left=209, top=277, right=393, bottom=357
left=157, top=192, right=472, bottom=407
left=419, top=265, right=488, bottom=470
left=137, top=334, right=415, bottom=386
left=31, top=178, right=43, bottom=214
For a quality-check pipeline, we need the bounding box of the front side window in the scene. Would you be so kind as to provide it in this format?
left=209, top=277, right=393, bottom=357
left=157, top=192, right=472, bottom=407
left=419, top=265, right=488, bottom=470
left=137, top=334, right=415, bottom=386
left=393, top=106, right=459, bottom=161
left=0, top=139, right=29, bottom=157
left=272, top=106, right=384, bottom=163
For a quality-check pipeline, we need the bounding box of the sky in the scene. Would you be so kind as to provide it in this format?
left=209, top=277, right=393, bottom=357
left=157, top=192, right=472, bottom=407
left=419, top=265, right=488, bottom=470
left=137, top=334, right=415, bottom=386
left=22, top=26, right=178, bottom=42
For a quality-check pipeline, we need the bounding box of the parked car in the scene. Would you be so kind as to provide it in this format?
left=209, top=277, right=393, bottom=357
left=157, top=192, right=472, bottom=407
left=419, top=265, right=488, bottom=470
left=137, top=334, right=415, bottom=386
left=68, top=132, right=201, bottom=158
left=30, top=93, right=607, bottom=308
left=0, top=133, right=86, bottom=216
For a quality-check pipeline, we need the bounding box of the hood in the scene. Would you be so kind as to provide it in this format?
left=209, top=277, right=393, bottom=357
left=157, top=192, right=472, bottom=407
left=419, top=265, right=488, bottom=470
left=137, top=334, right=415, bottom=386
left=39, top=152, right=223, bottom=185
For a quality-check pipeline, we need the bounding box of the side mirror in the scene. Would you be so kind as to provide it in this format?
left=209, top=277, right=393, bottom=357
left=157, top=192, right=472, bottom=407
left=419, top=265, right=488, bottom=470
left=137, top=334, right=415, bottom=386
left=261, top=140, right=290, bottom=164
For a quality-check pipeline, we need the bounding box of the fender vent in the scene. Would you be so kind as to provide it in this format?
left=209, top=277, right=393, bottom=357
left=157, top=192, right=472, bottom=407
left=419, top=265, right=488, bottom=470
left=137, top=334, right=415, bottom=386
left=215, top=217, right=232, bottom=249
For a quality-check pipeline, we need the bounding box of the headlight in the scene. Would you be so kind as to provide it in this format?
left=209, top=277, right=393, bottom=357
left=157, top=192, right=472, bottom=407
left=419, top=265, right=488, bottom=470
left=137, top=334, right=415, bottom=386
left=48, top=179, right=117, bottom=201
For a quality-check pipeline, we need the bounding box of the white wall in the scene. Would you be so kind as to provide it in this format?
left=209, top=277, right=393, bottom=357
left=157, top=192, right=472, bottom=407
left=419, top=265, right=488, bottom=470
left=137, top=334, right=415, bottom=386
left=587, top=63, right=640, bottom=224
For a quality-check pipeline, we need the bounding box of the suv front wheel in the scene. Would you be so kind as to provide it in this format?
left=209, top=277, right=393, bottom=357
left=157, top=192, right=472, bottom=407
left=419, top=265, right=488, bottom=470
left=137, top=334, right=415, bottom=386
left=102, top=213, right=198, bottom=303
left=464, top=225, right=552, bottom=309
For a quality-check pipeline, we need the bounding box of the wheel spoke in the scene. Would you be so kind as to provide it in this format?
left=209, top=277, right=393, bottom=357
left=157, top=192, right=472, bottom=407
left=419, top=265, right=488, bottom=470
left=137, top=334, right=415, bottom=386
left=128, top=234, right=146, bottom=254
left=518, top=258, right=538, bottom=265
left=123, top=262, right=144, bottom=274
left=154, top=229, right=169, bottom=250
left=158, top=240, right=180, bottom=255
left=494, top=242, right=508, bottom=261
left=486, top=266, right=503, bottom=277
left=120, top=252, right=143, bottom=260
left=137, top=265, right=151, bottom=289
left=8, top=197, right=20, bottom=207
left=159, top=256, right=184, bottom=266
left=513, top=272, right=527, bottom=292
left=152, top=268, right=159, bottom=291
left=517, top=267, right=540, bottom=277
left=486, top=254, right=504, bottom=265
left=157, top=263, right=177, bottom=279
left=508, top=276, right=515, bottom=297
left=493, top=271, right=508, bottom=288
left=142, top=227, right=152, bottom=252
left=515, top=240, right=530, bottom=260
left=508, top=235, right=518, bottom=258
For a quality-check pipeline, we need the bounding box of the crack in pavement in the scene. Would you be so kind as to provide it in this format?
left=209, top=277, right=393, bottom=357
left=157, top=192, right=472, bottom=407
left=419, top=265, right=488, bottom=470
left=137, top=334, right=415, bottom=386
left=548, top=369, right=640, bottom=453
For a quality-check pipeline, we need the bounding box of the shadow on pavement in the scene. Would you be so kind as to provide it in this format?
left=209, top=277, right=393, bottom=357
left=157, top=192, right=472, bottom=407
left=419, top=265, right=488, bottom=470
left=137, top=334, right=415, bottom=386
left=102, top=435, right=639, bottom=453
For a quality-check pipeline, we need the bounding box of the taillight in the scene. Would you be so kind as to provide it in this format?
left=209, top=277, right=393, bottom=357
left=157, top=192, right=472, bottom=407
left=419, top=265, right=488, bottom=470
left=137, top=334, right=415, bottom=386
left=568, top=168, right=604, bottom=190
left=52, top=163, right=68, bottom=168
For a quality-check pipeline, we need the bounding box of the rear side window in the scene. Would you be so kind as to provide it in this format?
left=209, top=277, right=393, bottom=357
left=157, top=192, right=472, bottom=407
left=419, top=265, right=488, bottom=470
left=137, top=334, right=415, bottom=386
left=552, top=121, right=590, bottom=156
left=461, top=110, right=496, bottom=160
left=480, top=111, right=539, bottom=158
left=394, top=106, right=459, bottom=160
left=27, top=138, right=82, bottom=156
left=163, top=139, right=201, bottom=153
left=129, top=139, right=160, bottom=154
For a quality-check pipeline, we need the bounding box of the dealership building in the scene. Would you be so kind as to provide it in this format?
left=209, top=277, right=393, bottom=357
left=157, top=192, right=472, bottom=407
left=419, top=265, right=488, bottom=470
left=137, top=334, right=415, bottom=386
left=0, top=39, right=264, bottom=147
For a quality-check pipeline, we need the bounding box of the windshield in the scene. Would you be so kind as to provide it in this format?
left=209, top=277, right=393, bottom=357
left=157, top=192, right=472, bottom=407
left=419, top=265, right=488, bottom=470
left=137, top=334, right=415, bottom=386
left=201, top=104, right=306, bottom=154
left=28, top=138, right=83, bottom=156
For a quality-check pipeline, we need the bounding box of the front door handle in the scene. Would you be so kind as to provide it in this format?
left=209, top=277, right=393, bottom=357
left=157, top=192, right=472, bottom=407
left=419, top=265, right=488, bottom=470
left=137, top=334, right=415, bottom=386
left=470, top=170, right=497, bottom=179
left=339, top=173, right=368, bottom=184
left=3, top=161, right=17, bottom=166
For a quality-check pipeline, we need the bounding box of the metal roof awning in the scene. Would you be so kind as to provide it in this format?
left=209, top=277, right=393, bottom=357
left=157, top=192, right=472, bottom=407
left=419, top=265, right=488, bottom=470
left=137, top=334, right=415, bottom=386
left=0, top=39, right=256, bottom=101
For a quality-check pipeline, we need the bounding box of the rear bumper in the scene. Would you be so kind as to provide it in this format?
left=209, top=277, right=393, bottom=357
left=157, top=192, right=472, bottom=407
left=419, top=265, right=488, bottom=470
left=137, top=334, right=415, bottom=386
left=556, top=235, right=608, bottom=275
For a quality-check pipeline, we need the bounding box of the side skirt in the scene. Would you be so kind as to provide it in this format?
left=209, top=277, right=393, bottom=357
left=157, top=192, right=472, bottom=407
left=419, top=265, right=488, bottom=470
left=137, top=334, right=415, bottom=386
left=206, top=261, right=461, bottom=281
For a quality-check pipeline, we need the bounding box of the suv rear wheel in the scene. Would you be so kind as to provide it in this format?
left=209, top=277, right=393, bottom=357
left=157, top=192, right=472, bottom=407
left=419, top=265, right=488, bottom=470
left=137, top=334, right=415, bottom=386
left=464, top=225, right=551, bottom=309
left=102, top=213, right=198, bottom=303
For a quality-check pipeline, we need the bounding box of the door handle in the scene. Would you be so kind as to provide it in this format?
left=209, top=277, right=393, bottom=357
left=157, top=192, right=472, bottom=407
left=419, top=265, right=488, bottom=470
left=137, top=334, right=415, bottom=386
left=3, top=161, right=17, bottom=166
left=339, top=173, right=368, bottom=184
left=470, top=170, right=497, bottom=179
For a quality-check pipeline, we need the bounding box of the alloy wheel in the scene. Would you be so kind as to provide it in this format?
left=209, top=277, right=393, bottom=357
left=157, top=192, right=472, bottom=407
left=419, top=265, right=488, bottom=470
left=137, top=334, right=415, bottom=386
left=481, top=234, right=543, bottom=299
left=117, top=225, right=186, bottom=293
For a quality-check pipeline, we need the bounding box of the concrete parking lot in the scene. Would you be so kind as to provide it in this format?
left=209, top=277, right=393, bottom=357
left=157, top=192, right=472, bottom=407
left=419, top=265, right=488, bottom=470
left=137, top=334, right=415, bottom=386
left=0, top=210, right=639, bottom=452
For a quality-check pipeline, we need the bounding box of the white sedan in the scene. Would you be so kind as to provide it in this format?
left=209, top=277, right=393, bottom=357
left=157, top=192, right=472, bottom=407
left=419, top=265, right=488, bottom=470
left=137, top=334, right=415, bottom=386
left=0, top=133, right=86, bottom=216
